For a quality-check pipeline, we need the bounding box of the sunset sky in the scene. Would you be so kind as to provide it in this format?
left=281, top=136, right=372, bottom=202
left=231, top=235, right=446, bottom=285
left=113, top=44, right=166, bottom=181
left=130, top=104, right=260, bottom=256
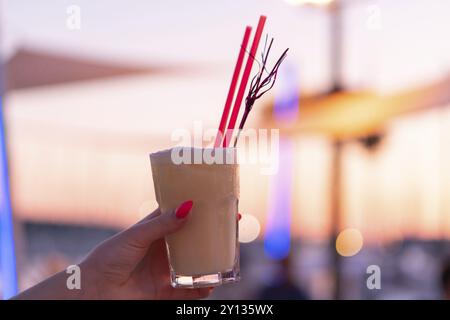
left=2, top=0, right=450, bottom=93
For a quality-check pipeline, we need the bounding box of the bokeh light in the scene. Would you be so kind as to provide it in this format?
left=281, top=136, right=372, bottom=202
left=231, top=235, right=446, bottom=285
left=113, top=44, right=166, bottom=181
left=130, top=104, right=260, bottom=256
left=335, top=228, right=364, bottom=257
left=239, top=214, right=261, bottom=243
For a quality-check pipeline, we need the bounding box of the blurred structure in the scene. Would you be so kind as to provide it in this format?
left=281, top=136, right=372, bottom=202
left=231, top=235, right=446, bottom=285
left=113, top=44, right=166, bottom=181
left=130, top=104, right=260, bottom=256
left=261, top=75, right=450, bottom=298
left=256, top=255, right=309, bottom=300
left=441, top=258, right=450, bottom=299
left=5, top=48, right=152, bottom=90
left=0, top=45, right=160, bottom=295
left=274, top=0, right=450, bottom=298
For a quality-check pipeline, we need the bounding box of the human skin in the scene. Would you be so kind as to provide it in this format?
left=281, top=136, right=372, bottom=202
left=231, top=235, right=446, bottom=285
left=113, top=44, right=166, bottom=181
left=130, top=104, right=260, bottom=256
left=13, top=201, right=213, bottom=300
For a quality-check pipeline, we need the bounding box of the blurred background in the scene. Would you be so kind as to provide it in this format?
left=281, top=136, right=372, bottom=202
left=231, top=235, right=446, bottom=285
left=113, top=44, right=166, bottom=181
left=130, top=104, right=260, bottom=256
left=2, top=0, right=450, bottom=299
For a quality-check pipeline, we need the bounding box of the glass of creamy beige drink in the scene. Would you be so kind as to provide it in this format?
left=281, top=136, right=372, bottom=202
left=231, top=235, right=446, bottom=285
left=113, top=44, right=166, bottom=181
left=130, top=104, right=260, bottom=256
left=150, top=147, right=240, bottom=288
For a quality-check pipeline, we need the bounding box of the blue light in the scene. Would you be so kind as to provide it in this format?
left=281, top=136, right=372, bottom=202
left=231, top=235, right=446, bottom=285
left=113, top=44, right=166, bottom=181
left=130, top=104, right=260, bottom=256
left=273, top=62, right=300, bottom=123
left=264, top=63, right=299, bottom=260
left=264, top=138, right=295, bottom=260
left=264, top=227, right=291, bottom=260
left=0, top=93, right=18, bottom=299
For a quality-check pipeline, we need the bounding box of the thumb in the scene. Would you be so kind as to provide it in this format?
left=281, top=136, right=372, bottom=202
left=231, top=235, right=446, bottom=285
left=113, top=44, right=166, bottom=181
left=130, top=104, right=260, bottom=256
left=122, top=200, right=193, bottom=250
left=83, top=201, right=194, bottom=282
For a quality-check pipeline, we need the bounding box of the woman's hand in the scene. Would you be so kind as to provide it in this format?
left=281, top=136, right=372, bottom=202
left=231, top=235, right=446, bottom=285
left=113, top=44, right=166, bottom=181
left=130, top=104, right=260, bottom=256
left=14, top=201, right=213, bottom=300
left=81, top=201, right=212, bottom=299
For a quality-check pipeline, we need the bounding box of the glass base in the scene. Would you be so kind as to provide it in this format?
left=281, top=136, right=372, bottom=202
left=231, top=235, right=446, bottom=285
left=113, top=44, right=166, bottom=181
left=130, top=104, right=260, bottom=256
left=170, top=269, right=240, bottom=288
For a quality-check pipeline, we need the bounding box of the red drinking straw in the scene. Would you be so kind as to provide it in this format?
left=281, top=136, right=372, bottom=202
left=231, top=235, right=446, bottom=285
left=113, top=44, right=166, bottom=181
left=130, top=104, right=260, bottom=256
left=223, top=15, right=266, bottom=147
left=214, top=26, right=252, bottom=148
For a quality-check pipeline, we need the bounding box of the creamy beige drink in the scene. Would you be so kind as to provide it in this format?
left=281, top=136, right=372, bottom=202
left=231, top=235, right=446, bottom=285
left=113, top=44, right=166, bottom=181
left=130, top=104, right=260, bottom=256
left=150, top=147, right=239, bottom=287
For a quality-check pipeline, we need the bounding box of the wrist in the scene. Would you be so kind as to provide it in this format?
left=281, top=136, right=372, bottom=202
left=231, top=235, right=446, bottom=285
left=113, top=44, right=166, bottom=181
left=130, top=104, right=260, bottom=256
left=12, top=264, right=97, bottom=300
left=76, top=260, right=101, bottom=300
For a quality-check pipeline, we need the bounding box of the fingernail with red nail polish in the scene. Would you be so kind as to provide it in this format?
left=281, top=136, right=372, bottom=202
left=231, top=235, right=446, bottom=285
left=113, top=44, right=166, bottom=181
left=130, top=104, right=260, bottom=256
left=238, top=213, right=242, bottom=221
left=176, top=200, right=193, bottom=219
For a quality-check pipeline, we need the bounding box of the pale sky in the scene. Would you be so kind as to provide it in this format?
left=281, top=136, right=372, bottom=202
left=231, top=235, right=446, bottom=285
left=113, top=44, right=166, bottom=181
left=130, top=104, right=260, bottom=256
left=2, top=0, right=450, bottom=93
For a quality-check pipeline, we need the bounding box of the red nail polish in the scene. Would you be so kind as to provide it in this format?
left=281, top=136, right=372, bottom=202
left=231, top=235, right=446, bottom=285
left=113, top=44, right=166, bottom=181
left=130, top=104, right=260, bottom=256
left=238, top=213, right=242, bottom=221
left=176, top=200, right=193, bottom=219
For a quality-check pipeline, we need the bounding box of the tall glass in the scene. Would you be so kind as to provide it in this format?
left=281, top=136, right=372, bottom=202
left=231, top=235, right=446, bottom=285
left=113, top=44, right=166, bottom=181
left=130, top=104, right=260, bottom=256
left=150, top=147, right=240, bottom=288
